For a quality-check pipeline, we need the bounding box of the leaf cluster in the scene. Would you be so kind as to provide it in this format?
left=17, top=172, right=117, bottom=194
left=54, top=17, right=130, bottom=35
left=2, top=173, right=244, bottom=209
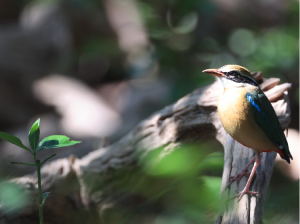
left=0, top=118, right=81, bottom=156
left=0, top=118, right=81, bottom=207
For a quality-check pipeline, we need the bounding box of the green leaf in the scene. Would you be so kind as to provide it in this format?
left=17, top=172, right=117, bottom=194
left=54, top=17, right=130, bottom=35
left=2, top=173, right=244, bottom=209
left=42, top=192, right=51, bottom=205
left=28, top=118, right=40, bottom=152
left=37, top=135, right=81, bottom=151
left=0, top=132, right=32, bottom=153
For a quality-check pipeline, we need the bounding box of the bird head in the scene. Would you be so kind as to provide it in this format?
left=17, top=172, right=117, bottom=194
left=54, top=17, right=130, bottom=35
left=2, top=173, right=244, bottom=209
left=203, top=65, right=258, bottom=88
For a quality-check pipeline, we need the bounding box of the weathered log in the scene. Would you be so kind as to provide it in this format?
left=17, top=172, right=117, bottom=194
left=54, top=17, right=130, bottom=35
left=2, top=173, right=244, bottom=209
left=4, top=73, right=291, bottom=223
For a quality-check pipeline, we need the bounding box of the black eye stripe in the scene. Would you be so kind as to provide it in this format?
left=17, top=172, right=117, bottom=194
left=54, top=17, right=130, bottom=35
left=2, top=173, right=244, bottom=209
left=224, top=71, right=258, bottom=86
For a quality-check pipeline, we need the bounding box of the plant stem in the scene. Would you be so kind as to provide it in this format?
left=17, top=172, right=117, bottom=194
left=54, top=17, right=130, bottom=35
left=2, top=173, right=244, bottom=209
left=36, top=159, right=44, bottom=224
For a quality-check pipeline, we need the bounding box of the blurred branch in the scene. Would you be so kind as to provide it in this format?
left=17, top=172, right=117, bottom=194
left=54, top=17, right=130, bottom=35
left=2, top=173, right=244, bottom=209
left=104, top=0, right=148, bottom=52
left=3, top=73, right=291, bottom=223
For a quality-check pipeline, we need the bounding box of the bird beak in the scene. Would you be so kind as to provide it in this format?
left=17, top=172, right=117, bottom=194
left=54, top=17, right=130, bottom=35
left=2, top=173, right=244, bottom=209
left=202, top=69, right=225, bottom=78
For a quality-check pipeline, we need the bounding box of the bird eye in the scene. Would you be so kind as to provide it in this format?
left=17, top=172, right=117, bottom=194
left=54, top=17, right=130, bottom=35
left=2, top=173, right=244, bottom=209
left=228, top=71, right=236, bottom=76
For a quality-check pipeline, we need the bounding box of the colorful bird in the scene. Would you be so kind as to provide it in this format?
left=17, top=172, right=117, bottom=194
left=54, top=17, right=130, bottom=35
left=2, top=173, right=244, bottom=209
left=203, top=65, right=292, bottom=201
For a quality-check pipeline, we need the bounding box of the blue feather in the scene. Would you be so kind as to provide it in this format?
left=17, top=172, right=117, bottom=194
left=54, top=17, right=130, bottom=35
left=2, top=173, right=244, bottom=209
left=246, top=93, right=266, bottom=116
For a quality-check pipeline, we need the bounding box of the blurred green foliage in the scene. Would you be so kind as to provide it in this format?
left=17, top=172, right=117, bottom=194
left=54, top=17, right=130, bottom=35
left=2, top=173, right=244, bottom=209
left=103, top=142, right=224, bottom=224
left=142, top=144, right=204, bottom=176
left=0, top=182, right=29, bottom=214
left=138, top=0, right=298, bottom=103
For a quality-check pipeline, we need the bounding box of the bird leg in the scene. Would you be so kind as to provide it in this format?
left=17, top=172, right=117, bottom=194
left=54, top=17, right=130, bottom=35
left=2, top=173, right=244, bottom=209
left=233, top=153, right=261, bottom=201
left=226, top=156, right=256, bottom=188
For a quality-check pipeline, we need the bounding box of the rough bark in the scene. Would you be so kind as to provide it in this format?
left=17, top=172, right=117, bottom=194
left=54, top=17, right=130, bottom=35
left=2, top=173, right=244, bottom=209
left=2, top=72, right=291, bottom=224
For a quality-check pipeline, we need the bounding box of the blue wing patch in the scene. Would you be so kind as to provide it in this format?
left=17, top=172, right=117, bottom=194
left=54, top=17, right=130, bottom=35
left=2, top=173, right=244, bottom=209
left=246, top=93, right=266, bottom=116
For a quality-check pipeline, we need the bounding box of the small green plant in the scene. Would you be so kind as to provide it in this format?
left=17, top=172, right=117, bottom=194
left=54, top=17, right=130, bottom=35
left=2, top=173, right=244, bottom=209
left=0, top=118, right=81, bottom=224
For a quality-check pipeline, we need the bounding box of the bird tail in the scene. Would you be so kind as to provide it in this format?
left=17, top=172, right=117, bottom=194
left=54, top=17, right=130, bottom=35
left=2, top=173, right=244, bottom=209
left=271, top=137, right=292, bottom=164
left=279, top=147, right=293, bottom=164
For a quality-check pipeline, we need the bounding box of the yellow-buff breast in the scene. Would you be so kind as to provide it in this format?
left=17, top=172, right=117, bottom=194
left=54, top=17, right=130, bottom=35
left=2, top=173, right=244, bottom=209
left=218, top=86, right=277, bottom=151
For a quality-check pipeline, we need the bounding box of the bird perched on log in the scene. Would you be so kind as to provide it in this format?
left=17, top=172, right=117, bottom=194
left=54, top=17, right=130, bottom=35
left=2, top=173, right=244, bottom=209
left=203, top=65, right=292, bottom=201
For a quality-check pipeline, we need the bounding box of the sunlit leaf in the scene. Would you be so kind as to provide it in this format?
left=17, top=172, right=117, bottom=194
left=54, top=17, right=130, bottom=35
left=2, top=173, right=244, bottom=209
left=28, top=118, right=40, bottom=152
left=0, top=132, right=31, bottom=153
left=37, top=135, right=81, bottom=151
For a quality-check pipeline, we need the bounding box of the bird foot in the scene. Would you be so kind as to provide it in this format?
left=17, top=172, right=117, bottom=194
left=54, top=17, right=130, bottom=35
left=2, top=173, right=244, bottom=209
left=226, top=156, right=257, bottom=189
left=227, top=172, right=248, bottom=188
left=226, top=171, right=258, bottom=188
left=227, top=188, right=261, bottom=202
left=236, top=188, right=260, bottom=201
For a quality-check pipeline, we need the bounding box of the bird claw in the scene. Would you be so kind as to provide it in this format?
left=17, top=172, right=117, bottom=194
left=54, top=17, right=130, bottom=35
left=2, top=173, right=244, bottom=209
left=236, top=188, right=260, bottom=201
left=226, top=171, right=259, bottom=188
left=226, top=172, right=247, bottom=188
left=229, top=172, right=251, bottom=180
left=229, top=171, right=259, bottom=180
left=227, top=189, right=261, bottom=202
